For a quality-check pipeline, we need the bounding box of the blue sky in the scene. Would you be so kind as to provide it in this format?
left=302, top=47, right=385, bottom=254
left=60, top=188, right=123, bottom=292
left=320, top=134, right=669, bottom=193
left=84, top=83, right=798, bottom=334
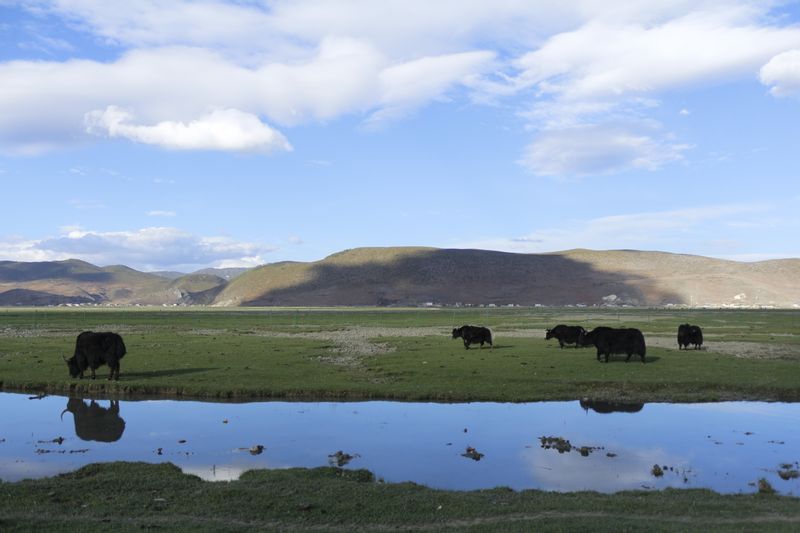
left=1, top=0, right=799, bottom=272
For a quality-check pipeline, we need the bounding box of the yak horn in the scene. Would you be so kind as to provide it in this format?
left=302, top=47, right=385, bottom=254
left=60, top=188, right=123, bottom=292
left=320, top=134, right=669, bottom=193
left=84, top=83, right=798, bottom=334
left=60, top=408, right=69, bottom=421
left=61, top=354, right=68, bottom=362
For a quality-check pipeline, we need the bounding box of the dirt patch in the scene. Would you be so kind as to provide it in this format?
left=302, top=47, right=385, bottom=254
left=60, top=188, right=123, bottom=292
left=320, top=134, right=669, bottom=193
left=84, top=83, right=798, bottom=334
left=248, top=327, right=448, bottom=369
left=496, top=329, right=546, bottom=338
left=0, top=328, right=68, bottom=338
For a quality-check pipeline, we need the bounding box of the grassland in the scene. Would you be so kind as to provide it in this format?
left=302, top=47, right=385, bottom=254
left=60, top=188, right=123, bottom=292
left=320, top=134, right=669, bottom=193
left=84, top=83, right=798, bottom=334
left=0, top=306, right=798, bottom=402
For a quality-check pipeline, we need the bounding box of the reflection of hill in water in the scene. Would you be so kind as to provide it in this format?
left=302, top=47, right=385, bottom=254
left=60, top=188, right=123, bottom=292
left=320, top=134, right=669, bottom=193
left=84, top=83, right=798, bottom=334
left=580, top=399, right=644, bottom=414
left=61, top=398, right=126, bottom=442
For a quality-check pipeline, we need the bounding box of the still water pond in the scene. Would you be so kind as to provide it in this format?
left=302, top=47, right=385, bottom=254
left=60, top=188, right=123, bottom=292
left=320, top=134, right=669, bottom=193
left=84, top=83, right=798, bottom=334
left=1, top=392, right=798, bottom=495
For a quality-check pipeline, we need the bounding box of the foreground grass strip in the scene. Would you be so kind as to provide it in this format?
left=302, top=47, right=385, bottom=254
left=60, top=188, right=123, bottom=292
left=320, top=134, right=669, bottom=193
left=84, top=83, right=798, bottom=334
left=1, top=462, right=800, bottom=532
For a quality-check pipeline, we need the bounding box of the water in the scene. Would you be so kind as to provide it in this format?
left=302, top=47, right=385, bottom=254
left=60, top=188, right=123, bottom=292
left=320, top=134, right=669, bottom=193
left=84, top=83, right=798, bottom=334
left=0, top=392, right=798, bottom=495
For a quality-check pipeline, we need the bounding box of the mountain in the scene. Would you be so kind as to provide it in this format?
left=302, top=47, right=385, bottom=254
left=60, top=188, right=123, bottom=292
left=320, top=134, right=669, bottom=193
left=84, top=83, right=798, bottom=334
left=1, top=248, right=799, bottom=307
left=150, top=267, right=250, bottom=281
left=212, top=247, right=800, bottom=308
left=148, top=270, right=186, bottom=280
left=193, top=267, right=250, bottom=281
left=0, top=259, right=228, bottom=306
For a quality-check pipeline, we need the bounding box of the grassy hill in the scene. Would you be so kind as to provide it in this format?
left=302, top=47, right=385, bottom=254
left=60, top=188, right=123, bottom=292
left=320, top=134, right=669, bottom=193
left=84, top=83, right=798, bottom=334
left=1, top=248, right=798, bottom=307
left=213, top=247, right=800, bottom=307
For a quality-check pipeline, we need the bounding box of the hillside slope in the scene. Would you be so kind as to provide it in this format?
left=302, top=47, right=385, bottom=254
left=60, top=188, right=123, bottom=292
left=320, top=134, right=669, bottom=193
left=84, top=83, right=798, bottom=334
left=1, top=249, right=797, bottom=307
left=0, top=260, right=228, bottom=306
left=213, top=247, right=800, bottom=307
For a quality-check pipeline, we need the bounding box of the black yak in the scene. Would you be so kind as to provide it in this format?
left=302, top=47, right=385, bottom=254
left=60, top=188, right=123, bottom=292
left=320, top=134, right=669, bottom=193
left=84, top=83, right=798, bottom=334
left=579, top=327, right=646, bottom=363
left=451, top=325, right=493, bottom=349
left=545, top=324, right=586, bottom=348
left=678, top=323, right=703, bottom=350
left=63, top=331, right=126, bottom=380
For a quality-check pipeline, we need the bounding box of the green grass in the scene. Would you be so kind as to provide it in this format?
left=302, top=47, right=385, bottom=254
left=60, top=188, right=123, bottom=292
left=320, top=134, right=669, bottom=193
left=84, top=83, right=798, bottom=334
left=1, top=462, right=799, bottom=532
left=0, top=307, right=798, bottom=401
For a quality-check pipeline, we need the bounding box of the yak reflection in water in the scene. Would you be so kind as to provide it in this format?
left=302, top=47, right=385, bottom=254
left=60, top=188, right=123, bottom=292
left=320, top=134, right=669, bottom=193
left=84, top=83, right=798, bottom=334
left=579, top=399, right=644, bottom=414
left=61, top=398, right=126, bottom=442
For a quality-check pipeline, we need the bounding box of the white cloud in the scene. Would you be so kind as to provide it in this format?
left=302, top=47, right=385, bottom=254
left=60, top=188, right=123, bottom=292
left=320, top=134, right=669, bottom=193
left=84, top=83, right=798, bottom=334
left=146, top=210, right=176, bottom=217
left=759, top=49, right=800, bottom=96
left=85, top=106, right=292, bottom=152
left=369, top=50, right=495, bottom=123
left=511, top=12, right=800, bottom=102
left=458, top=204, right=767, bottom=255
left=0, top=38, right=493, bottom=153
left=505, top=7, right=800, bottom=175
left=0, top=227, right=275, bottom=271
left=520, top=122, right=690, bottom=176
left=5, top=0, right=800, bottom=171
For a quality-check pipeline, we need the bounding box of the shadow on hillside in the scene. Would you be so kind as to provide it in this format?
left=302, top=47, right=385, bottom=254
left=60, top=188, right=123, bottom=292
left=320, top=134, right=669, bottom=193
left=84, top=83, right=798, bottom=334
left=240, top=249, right=684, bottom=307
left=0, top=262, right=113, bottom=283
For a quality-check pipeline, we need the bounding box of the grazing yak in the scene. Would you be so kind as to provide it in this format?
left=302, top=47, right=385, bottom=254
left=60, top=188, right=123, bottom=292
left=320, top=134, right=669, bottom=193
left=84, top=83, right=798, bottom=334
left=545, top=324, right=586, bottom=348
left=678, top=324, right=704, bottom=350
left=61, top=398, right=126, bottom=442
left=579, top=327, right=646, bottom=363
left=63, top=331, right=126, bottom=380
left=451, top=325, right=493, bottom=349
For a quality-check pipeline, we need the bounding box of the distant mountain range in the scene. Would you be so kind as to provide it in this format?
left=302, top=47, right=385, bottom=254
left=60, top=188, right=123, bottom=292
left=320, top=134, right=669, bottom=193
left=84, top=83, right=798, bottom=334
left=0, top=260, right=240, bottom=306
left=1, top=248, right=799, bottom=307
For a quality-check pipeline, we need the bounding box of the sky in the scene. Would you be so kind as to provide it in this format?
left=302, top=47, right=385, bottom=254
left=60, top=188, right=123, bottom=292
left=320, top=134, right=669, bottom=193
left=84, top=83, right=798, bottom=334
left=1, top=0, right=799, bottom=272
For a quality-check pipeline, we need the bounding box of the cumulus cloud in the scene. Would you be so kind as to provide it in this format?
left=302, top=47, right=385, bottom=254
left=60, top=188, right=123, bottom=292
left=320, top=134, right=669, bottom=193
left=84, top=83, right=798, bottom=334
left=0, top=37, right=494, bottom=153
left=505, top=7, right=800, bottom=176
left=510, top=12, right=800, bottom=102
left=5, top=0, right=800, bottom=172
left=85, top=106, right=292, bottom=152
left=0, top=227, right=275, bottom=271
left=759, top=49, right=800, bottom=96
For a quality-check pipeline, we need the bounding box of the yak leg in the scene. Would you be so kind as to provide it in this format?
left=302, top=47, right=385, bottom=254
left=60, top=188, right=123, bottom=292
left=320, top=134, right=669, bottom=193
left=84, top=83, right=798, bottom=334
left=463, top=339, right=470, bottom=349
